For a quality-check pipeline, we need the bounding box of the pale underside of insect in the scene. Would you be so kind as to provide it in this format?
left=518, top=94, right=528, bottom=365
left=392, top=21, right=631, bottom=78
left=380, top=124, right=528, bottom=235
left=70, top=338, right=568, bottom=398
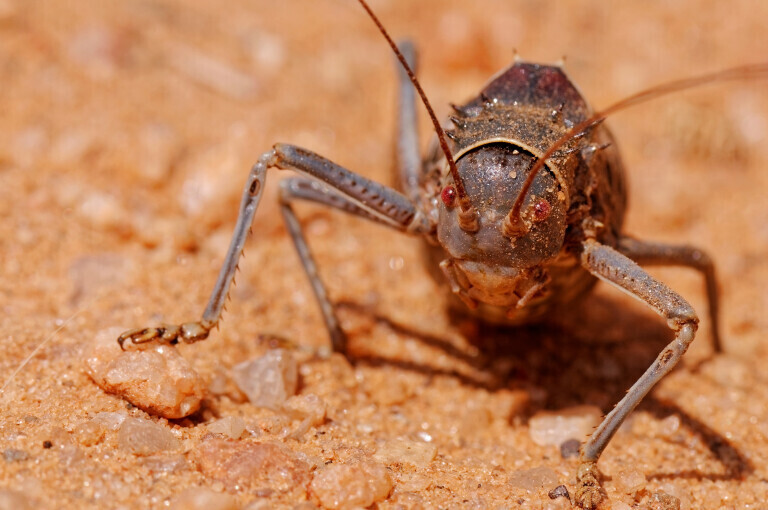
left=115, top=1, right=768, bottom=508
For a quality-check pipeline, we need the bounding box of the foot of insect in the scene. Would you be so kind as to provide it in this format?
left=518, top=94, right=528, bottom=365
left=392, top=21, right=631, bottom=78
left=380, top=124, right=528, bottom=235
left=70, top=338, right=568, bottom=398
left=574, top=460, right=602, bottom=509
left=117, top=320, right=213, bottom=350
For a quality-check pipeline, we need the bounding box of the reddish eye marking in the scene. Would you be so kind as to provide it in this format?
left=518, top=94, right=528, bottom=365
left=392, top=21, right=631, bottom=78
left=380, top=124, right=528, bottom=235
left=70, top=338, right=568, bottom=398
left=441, top=185, right=457, bottom=207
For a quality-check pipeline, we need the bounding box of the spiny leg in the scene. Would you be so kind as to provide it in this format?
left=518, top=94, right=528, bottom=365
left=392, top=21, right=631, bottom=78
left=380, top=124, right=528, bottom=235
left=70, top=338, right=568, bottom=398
left=574, top=238, right=700, bottom=509
left=278, top=177, right=426, bottom=354
left=118, top=144, right=431, bottom=350
left=618, top=236, right=721, bottom=352
left=268, top=40, right=423, bottom=354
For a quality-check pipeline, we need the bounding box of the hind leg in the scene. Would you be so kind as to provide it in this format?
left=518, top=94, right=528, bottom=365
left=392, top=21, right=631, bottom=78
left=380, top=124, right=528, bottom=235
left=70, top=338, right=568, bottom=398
left=575, top=238, right=700, bottom=509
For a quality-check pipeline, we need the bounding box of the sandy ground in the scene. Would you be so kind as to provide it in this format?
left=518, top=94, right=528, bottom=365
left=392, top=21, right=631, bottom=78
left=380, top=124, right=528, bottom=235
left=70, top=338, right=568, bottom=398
left=1, top=0, right=768, bottom=508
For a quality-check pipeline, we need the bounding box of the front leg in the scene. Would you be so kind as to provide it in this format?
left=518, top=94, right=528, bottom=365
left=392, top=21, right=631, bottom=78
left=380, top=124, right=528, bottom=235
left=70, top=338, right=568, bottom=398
left=574, top=238, right=699, bottom=509
left=118, top=144, right=431, bottom=350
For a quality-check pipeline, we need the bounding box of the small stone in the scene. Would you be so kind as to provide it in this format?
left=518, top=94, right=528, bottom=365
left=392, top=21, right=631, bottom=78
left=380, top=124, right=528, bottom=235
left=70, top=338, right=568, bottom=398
left=559, top=438, right=581, bottom=459
left=2, top=449, right=29, bottom=462
left=168, top=487, right=239, bottom=510
left=195, top=438, right=310, bottom=492
left=373, top=438, right=437, bottom=468
left=117, top=417, right=181, bottom=456
left=548, top=484, right=569, bottom=500
left=86, top=328, right=206, bottom=419
left=143, top=454, right=189, bottom=474
left=91, top=412, right=127, bottom=431
left=232, top=349, right=298, bottom=409
left=74, top=420, right=106, bottom=446
left=242, top=501, right=271, bottom=510
left=658, top=415, right=681, bottom=439
left=0, top=489, right=34, bottom=510
left=310, top=460, right=393, bottom=510
left=282, top=394, right=326, bottom=427
left=207, top=416, right=246, bottom=440
left=648, top=491, right=681, bottom=510
left=614, top=468, right=647, bottom=498
left=508, top=466, right=559, bottom=492
left=529, top=406, right=602, bottom=447
left=76, top=192, right=128, bottom=231
left=658, top=483, right=690, bottom=510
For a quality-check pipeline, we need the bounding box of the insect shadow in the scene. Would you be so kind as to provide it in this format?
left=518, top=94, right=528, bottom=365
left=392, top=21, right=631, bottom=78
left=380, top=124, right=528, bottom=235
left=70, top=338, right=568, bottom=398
left=336, top=291, right=750, bottom=483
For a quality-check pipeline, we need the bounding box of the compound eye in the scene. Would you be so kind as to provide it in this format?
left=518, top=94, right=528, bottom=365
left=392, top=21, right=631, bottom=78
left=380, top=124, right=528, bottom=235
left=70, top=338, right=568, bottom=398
left=532, top=198, right=551, bottom=222
left=441, top=185, right=457, bottom=207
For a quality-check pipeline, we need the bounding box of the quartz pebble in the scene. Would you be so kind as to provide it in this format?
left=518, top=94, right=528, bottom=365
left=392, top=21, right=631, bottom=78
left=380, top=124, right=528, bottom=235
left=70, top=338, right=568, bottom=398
left=232, top=349, right=298, bottom=409
left=508, top=466, right=559, bottom=492
left=117, top=417, right=181, bottom=455
left=310, top=460, right=393, bottom=510
left=207, top=416, right=246, bottom=440
left=74, top=420, right=106, bottom=446
left=195, top=438, right=310, bottom=492
left=528, top=406, right=602, bottom=447
left=2, top=449, right=28, bottom=462
left=90, top=412, right=127, bottom=431
left=282, top=394, right=327, bottom=426
left=373, top=438, right=437, bottom=468
left=614, top=468, right=647, bottom=498
left=85, top=328, right=206, bottom=419
left=648, top=492, right=681, bottom=510
left=143, top=454, right=189, bottom=474
left=169, top=487, right=239, bottom=510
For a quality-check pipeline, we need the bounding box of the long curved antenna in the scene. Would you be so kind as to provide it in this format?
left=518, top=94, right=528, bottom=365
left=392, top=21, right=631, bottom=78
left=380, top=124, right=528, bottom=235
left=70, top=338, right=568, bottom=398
left=356, top=0, right=478, bottom=231
left=504, top=62, right=768, bottom=237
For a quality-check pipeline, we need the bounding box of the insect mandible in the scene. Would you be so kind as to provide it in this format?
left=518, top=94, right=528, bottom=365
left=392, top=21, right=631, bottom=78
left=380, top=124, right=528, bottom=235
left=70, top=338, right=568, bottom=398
left=116, top=1, right=768, bottom=507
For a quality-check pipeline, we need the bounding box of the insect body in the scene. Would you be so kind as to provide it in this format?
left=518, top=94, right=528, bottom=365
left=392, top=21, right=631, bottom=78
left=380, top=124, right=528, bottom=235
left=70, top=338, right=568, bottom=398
left=115, top=1, right=766, bottom=508
left=426, top=62, right=627, bottom=329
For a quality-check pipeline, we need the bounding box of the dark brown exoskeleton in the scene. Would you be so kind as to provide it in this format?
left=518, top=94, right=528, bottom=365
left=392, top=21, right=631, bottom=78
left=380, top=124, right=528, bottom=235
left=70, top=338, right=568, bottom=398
left=116, top=1, right=768, bottom=507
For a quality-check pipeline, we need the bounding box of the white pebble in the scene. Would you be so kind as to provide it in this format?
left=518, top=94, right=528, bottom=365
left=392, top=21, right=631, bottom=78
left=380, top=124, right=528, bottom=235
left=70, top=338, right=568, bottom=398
left=207, top=416, right=246, bottom=440
left=232, top=349, right=298, bottom=409
left=310, top=460, right=392, bottom=510
left=90, top=412, right=127, bottom=431
left=169, top=487, right=239, bottom=510
left=282, top=394, right=326, bottom=426
left=373, top=438, right=437, bottom=468
left=117, top=418, right=181, bottom=455
left=614, top=468, right=647, bottom=498
left=528, top=405, right=602, bottom=447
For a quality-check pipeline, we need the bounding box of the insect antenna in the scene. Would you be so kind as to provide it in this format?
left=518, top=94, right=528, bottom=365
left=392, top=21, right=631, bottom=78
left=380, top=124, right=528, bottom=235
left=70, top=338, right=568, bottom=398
left=504, top=62, right=768, bottom=238
left=356, top=0, right=479, bottom=232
